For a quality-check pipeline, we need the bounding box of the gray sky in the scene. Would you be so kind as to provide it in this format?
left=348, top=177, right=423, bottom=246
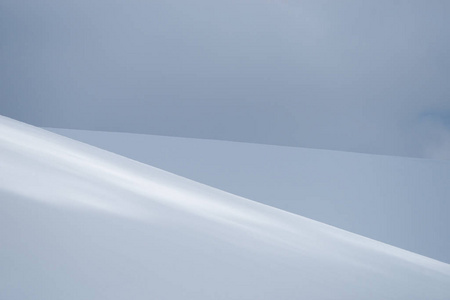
left=1, top=0, right=450, bottom=158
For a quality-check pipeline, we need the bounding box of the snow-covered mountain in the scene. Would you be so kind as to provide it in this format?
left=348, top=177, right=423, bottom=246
left=1, top=116, right=449, bottom=299
left=46, top=128, right=450, bottom=263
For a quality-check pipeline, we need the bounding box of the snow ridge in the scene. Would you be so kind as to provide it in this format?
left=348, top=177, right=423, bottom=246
left=1, top=115, right=449, bottom=300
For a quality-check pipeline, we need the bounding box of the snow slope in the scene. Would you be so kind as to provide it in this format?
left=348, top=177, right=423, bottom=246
left=46, top=128, right=450, bottom=263
left=1, top=116, right=449, bottom=299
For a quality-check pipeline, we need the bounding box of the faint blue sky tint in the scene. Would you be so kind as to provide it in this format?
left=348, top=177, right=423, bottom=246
left=1, top=0, right=449, bottom=158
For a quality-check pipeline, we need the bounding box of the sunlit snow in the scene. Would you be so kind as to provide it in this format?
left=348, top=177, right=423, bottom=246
left=1, top=116, right=449, bottom=299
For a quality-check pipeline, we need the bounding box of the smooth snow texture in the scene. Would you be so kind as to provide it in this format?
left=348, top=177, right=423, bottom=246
left=1, top=116, right=450, bottom=299
left=46, top=127, right=450, bottom=263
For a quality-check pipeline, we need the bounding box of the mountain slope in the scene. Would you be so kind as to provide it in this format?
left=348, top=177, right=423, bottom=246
left=1, top=116, right=449, bottom=299
left=46, top=127, right=450, bottom=263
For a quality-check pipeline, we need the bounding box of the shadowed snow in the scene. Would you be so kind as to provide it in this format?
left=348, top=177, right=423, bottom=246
left=1, top=115, right=449, bottom=300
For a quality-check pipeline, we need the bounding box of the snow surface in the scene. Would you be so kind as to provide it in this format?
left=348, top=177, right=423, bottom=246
left=1, top=116, right=449, bottom=299
left=46, top=127, right=450, bottom=263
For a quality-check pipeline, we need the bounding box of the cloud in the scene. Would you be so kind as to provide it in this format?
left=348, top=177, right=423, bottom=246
left=1, top=0, right=449, bottom=158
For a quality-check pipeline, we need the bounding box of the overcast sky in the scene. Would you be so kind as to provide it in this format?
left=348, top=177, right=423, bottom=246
left=1, top=0, right=449, bottom=158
